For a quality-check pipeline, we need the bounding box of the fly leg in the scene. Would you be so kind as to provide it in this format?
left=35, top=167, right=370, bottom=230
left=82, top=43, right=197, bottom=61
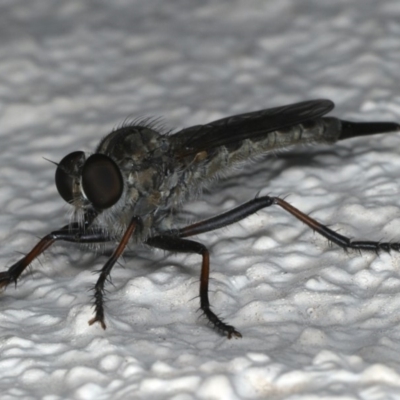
left=274, top=197, right=400, bottom=252
left=177, top=195, right=400, bottom=253
left=1, top=217, right=140, bottom=330
left=153, top=195, right=400, bottom=338
left=88, top=216, right=140, bottom=329
left=146, top=235, right=242, bottom=338
left=0, top=223, right=111, bottom=289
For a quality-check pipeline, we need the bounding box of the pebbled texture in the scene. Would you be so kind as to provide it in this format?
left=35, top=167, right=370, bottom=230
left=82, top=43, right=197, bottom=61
left=1, top=1, right=400, bottom=399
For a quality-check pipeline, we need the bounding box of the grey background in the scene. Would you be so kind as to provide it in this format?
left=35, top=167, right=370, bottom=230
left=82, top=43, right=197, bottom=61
left=1, top=1, right=400, bottom=399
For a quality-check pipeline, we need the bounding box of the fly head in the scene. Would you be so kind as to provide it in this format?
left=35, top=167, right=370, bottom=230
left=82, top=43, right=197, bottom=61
left=55, top=151, right=124, bottom=212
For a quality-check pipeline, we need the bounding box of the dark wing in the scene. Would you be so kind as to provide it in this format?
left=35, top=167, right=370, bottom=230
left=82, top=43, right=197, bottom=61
left=174, top=99, right=334, bottom=156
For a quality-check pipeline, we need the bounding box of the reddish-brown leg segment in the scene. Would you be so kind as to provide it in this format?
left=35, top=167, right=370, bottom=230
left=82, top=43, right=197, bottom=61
left=146, top=235, right=242, bottom=338
left=147, top=195, right=400, bottom=337
left=0, top=223, right=110, bottom=289
left=88, top=216, right=139, bottom=329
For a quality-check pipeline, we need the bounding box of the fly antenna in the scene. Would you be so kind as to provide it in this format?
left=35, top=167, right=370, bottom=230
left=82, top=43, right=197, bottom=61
left=42, top=157, right=59, bottom=167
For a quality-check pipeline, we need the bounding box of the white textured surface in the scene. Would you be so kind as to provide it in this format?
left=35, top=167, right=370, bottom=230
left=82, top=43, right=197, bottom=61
left=1, top=1, right=400, bottom=399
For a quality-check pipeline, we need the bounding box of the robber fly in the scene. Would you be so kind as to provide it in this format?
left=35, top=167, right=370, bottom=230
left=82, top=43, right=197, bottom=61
left=1, top=99, right=400, bottom=338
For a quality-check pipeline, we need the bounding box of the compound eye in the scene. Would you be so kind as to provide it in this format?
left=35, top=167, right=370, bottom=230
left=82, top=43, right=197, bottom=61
left=55, top=151, right=86, bottom=204
left=81, top=154, right=123, bottom=210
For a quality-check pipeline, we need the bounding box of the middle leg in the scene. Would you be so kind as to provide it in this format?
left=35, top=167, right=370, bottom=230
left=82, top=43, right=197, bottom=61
left=146, top=235, right=242, bottom=338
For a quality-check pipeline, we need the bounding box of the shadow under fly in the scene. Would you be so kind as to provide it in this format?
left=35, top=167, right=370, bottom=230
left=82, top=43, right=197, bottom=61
left=1, top=99, right=400, bottom=338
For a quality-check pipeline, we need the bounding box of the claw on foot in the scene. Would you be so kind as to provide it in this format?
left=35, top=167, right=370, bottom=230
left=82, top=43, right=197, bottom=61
left=88, top=316, right=107, bottom=330
left=227, top=329, right=242, bottom=339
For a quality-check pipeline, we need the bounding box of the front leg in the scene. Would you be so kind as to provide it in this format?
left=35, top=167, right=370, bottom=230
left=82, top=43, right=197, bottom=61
left=88, top=216, right=140, bottom=329
left=0, top=223, right=111, bottom=289
left=146, top=235, right=242, bottom=338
